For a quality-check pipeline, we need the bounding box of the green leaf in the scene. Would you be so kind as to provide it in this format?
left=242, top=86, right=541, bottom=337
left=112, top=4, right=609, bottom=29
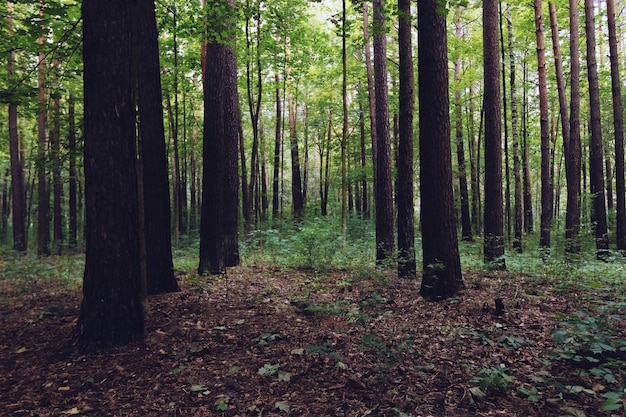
left=258, top=363, right=280, bottom=376
left=277, top=370, right=291, bottom=382
left=290, top=348, right=304, bottom=355
left=469, top=386, right=485, bottom=399
left=601, top=398, right=623, bottom=411
left=275, top=400, right=290, bottom=412
left=190, top=384, right=208, bottom=392
left=173, top=365, right=187, bottom=375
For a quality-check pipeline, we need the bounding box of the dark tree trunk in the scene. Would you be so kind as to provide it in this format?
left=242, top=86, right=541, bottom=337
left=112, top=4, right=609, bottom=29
left=77, top=0, right=144, bottom=350
left=68, top=96, right=78, bottom=249
left=288, top=93, right=304, bottom=220
left=584, top=0, right=610, bottom=259
left=534, top=0, right=553, bottom=253
left=198, top=0, right=240, bottom=275
left=483, top=0, right=506, bottom=269
left=606, top=0, right=626, bottom=251
left=373, top=0, right=395, bottom=263
left=363, top=2, right=378, bottom=194
left=418, top=0, right=463, bottom=299
left=134, top=0, right=179, bottom=295
left=522, top=59, right=534, bottom=234
left=396, top=0, right=416, bottom=278
left=358, top=89, right=369, bottom=219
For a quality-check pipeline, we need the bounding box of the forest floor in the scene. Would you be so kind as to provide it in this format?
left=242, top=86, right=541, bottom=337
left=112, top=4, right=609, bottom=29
left=1, top=261, right=625, bottom=417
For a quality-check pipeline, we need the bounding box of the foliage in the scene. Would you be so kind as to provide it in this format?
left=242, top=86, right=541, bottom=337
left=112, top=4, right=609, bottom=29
left=471, top=365, right=515, bottom=397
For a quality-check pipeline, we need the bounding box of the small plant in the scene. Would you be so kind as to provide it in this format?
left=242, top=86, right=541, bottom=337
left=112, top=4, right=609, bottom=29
left=471, top=365, right=515, bottom=396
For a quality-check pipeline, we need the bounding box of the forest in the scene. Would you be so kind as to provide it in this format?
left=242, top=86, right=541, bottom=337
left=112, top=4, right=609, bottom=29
left=1, top=0, right=626, bottom=415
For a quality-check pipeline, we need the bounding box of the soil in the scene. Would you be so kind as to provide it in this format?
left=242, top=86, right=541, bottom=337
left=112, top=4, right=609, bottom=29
left=1, top=263, right=624, bottom=416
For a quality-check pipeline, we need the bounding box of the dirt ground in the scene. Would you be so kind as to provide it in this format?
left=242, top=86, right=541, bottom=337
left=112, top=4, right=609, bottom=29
left=1, top=263, right=624, bottom=416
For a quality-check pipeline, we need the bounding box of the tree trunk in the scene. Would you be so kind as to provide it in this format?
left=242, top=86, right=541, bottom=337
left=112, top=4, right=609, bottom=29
left=522, top=58, right=534, bottom=234
left=584, top=0, right=610, bottom=259
left=454, top=16, right=473, bottom=243
left=358, top=88, right=369, bottom=219
left=606, top=0, right=626, bottom=251
left=272, top=73, right=281, bottom=220
left=373, top=0, right=395, bottom=263
left=534, top=0, right=553, bottom=254
left=37, top=36, right=50, bottom=256
left=418, top=0, right=463, bottom=298
left=68, top=96, right=78, bottom=249
left=341, top=0, right=349, bottom=238
left=51, top=61, right=63, bottom=254
left=134, top=0, right=179, bottom=295
left=507, top=7, right=522, bottom=252
left=363, top=2, right=378, bottom=193
left=288, top=93, right=304, bottom=220
left=397, top=0, right=416, bottom=278
left=78, top=0, right=144, bottom=350
left=499, top=2, right=511, bottom=248
left=483, top=0, right=506, bottom=269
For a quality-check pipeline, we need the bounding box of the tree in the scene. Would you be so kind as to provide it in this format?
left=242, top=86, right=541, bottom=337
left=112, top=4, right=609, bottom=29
left=198, top=0, right=240, bottom=275
left=37, top=7, right=50, bottom=256
left=396, top=0, right=415, bottom=278
left=6, top=1, right=26, bottom=253
left=77, top=0, right=144, bottom=349
left=534, top=0, right=552, bottom=253
left=565, top=0, right=582, bottom=253
left=418, top=0, right=463, bottom=299
left=134, top=0, right=180, bottom=295
left=483, top=0, right=505, bottom=269
left=584, top=0, right=609, bottom=260
left=606, top=0, right=626, bottom=251
left=373, top=0, right=394, bottom=263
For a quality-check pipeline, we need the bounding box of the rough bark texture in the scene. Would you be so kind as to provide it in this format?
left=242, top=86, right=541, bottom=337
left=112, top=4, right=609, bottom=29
left=396, top=0, right=416, bottom=278
left=584, top=0, right=610, bottom=259
left=418, top=0, right=463, bottom=299
left=373, top=0, right=395, bottom=263
left=483, top=0, right=505, bottom=269
left=535, top=0, right=553, bottom=252
left=198, top=0, right=240, bottom=275
left=606, top=0, right=626, bottom=251
left=134, top=0, right=179, bottom=295
left=77, top=0, right=144, bottom=350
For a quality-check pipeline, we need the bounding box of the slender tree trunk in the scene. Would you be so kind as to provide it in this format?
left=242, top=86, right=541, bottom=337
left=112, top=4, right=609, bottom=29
left=51, top=61, right=63, bottom=254
left=397, top=0, right=416, bottom=277
left=341, top=0, right=349, bottom=238
left=272, top=73, right=281, bottom=220
left=454, top=16, right=473, bottom=243
left=534, top=0, right=553, bottom=253
left=363, top=2, right=378, bottom=193
left=134, top=0, right=179, bottom=294
left=7, top=28, right=26, bottom=252
left=37, top=35, right=50, bottom=256
left=483, top=0, right=506, bottom=269
left=373, top=0, right=395, bottom=263
left=584, top=0, right=610, bottom=259
left=522, top=58, right=534, bottom=233
left=499, top=1, right=511, bottom=248
left=68, top=96, right=78, bottom=249
left=606, top=0, right=626, bottom=251
left=288, top=93, right=304, bottom=220
left=358, top=88, right=369, bottom=219
left=418, top=0, right=463, bottom=298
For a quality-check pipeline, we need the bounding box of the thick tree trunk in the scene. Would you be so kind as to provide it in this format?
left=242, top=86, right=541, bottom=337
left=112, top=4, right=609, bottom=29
left=363, top=2, right=378, bottom=193
left=483, top=0, right=506, bottom=269
left=418, top=0, right=463, bottom=299
left=584, top=0, right=610, bottom=259
left=272, top=73, right=281, bottom=220
left=78, top=0, right=144, bottom=350
left=606, top=0, right=626, bottom=251
left=288, top=93, right=304, bottom=220
left=373, top=0, right=395, bottom=263
left=396, top=0, right=416, bottom=278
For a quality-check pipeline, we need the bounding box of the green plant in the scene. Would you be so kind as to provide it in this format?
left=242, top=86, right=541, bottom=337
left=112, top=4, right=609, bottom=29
left=471, top=365, right=515, bottom=396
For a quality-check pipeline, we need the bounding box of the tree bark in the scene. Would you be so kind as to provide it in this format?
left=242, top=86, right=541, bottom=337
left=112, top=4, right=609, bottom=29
left=418, top=0, right=463, bottom=299
left=37, top=29, right=50, bottom=256
left=134, top=0, right=179, bottom=295
left=288, top=93, right=304, bottom=220
left=373, top=0, right=395, bottom=263
left=397, top=0, right=416, bottom=278
left=272, top=73, right=282, bottom=220
left=51, top=61, right=63, bottom=254
left=363, top=2, right=378, bottom=194
left=606, top=0, right=626, bottom=251
left=584, top=0, right=610, bottom=259
left=534, top=0, right=553, bottom=253
left=68, top=95, right=78, bottom=249
left=483, top=0, right=506, bottom=269
left=78, top=0, right=144, bottom=350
